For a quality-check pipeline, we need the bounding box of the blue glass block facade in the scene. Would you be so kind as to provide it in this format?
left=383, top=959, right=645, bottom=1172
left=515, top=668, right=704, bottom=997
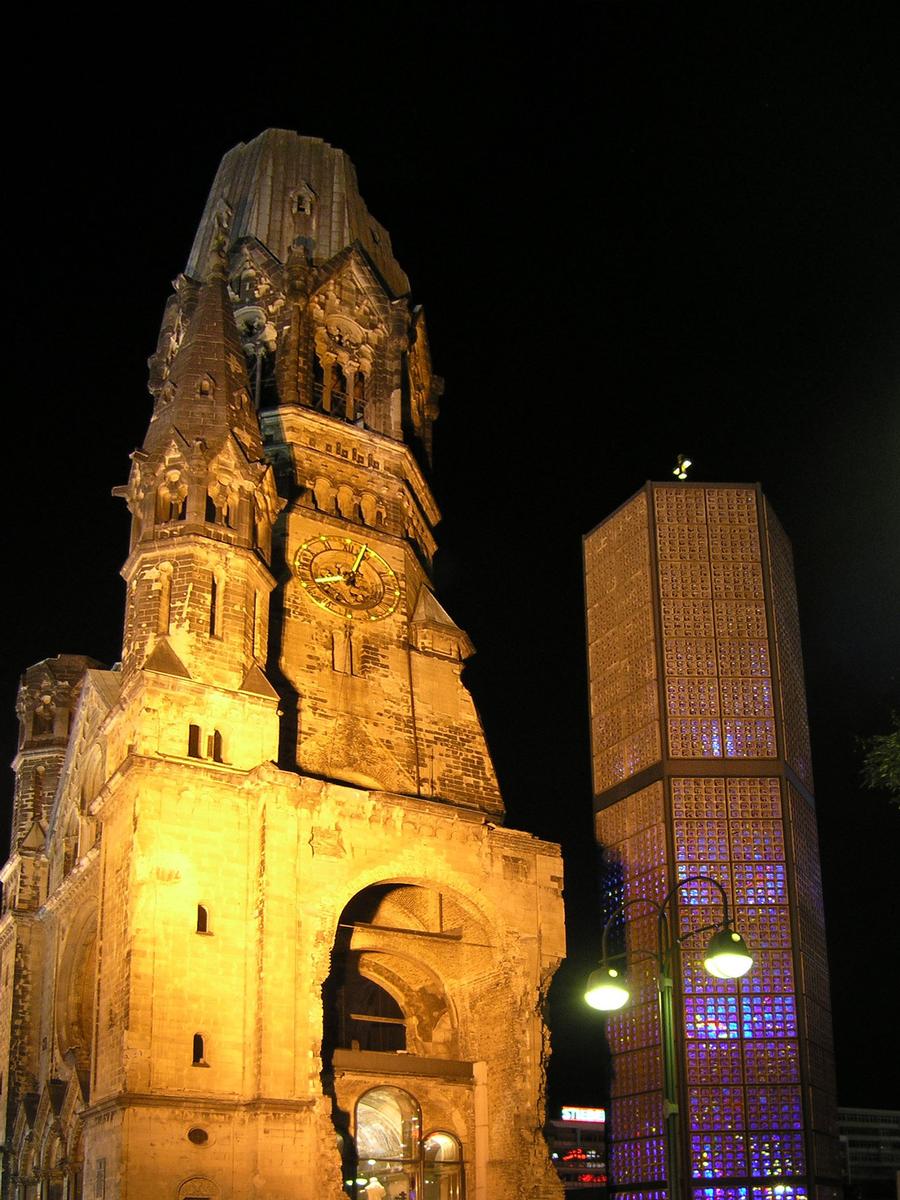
left=586, top=486, right=839, bottom=1200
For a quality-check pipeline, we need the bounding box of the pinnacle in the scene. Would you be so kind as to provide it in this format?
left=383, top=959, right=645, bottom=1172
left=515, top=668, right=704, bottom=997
left=148, top=259, right=264, bottom=461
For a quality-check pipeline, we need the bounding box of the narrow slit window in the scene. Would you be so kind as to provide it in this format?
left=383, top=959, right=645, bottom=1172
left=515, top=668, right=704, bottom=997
left=251, top=591, right=261, bottom=659
left=209, top=574, right=224, bottom=638
left=196, top=904, right=209, bottom=934
left=188, top=724, right=202, bottom=758
left=192, top=1033, right=206, bottom=1065
left=158, top=569, right=172, bottom=634
left=211, top=730, right=224, bottom=763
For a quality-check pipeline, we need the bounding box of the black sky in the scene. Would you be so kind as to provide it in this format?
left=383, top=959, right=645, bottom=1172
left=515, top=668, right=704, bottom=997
left=4, top=6, right=899, bottom=1110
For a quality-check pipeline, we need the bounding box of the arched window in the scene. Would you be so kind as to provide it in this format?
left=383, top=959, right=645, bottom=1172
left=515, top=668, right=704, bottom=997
left=423, top=1132, right=465, bottom=1199
left=188, top=725, right=202, bottom=759
left=355, top=1087, right=420, bottom=1199
left=196, top=905, right=209, bottom=934
left=192, top=1033, right=207, bottom=1066
left=334, top=971, right=405, bottom=1053
left=352, top=1091, right=465, bottom=1200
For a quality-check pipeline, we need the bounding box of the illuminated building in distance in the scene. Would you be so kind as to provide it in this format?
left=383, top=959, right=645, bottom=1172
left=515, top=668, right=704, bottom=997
left=583, top=483, right=840, bottom=1200
left=547, top=1107, right=607, bottom=1192
left=0, top=131, right=566, bottom=1200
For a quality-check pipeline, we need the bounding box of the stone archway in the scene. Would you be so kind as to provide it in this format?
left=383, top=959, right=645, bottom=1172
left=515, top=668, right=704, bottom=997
left=54, top=905, right=97, bottom=1075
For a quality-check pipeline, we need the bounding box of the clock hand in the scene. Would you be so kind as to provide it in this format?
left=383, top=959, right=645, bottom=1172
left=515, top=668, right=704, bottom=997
left=314, top=574, right=347, bottom=583
left=351, top=544, right=368, bottom=572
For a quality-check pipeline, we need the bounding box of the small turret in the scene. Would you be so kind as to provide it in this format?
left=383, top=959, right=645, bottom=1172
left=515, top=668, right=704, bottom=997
left=11, top=656, right=99, bottom=848
left=4, top=655, right=99, bottom=916
left=116, top=231, right=282, bottom=687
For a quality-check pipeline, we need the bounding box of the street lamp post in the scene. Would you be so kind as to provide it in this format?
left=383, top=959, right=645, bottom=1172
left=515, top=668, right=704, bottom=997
left=585, top=875, right=753, bottom=1200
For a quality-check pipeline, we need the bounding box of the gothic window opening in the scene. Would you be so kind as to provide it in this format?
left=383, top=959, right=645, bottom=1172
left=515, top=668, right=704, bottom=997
left=32, top=709, right=54, bottom=737
left=192, top=1033, right=207, bottom=1066
left=157, top=490, right=186, bottom=523
left=196, top=905, right=209, bottom=934
left=312, top=352, right=326, bottom=409
left=208, top=730, right=224, bottom=763
left=330, top=363, right=347, bottom=418
left=332, top=963, right=406, bottom=1053
left=293, top=187, right=313, bottom=216
left=205, top=492, right=233, bottom=527
left=188, top=724, right=202, bottom=759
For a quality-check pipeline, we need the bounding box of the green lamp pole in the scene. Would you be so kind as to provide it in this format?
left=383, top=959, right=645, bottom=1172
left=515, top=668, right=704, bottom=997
left=585, top=875, right=753, bottom=1200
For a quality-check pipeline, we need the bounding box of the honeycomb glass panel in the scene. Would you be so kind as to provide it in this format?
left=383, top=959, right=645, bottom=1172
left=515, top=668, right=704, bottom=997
left=655, top=486, right=709, bottom=524
left=690, top=1132, right=748, bottom=1178
left=674, top=821, right=730, bottom=862
left=741, top=994, right=798, bottom=1039
left=712, top=561, right=765, bottom=599
left=614, top=1093, right=665, bottom=1139
left=729, top=821, right=785, bottom=862
left=751, top=1190, right=808, bottom=1200
left=666, top=677, right=720, bottom=717
left=689, top=1087, right=746, bottom=1131
left=671, top=777, right=727, bottom=819
left=611, top=1138, right=667, bottom=1184
left=659, top=561, right=712, bottom=599
left=717, top=640, right=771, bottom=678
left=610, top=1046, right=664, bottom=1097
left=723, top=719, right=777, bottom=759
left=708, top=523, right=760, bottom=562
left=739, top=950, right=794, bottom=995
left=694, top=1190, right=749, bottom=1200
left=732, top=863, right=787, bottom=906
left=720, top=678, right=774, bottom=717
left=714, top=601, right=768, bottom=640
left=747, top=1132, right=806, bottom=1177
left=657, top=524, right=710, bottom=561
left=684, top=995, right=741, bottom=1040
left=669, top=719, right=723, bottom=757
left=675, top=863, right=732, bottom=905
left=664, top=639, right=718, bottom=677
left=726, top=778, right=781, bottom=820
left=685, top=1040, right=743, bottom=1085
left=745, top=1087, right=803, bottom=1131
left=734, top=906, right=792, bottom=949
left=705, top=489, right=758, bottom=525
left=743, top=1039, right=800, bottom=1083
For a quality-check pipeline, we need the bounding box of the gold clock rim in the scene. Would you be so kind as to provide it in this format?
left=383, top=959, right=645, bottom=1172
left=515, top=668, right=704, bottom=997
left=294, top=535, right=401, bottom=621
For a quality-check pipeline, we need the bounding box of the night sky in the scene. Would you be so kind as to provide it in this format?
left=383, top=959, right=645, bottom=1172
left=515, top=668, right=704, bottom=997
left=4, top=8, right=898, bottom=1112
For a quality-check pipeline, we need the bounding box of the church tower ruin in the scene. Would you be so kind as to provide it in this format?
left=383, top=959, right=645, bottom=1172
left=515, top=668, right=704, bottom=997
left=0, top=130, right=566, bottom=1200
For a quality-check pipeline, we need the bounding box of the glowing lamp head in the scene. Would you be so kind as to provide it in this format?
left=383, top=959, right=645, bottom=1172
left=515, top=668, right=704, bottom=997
left=585, top=965, right=631, bottom=1011
left=673, top=454, right=693, bottom=481
left=704, top=928, right=753, bottom=979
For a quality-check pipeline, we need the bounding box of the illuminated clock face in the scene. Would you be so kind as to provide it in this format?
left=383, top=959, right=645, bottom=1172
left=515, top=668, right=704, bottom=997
left=294, top=535, right=400, bottom=621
